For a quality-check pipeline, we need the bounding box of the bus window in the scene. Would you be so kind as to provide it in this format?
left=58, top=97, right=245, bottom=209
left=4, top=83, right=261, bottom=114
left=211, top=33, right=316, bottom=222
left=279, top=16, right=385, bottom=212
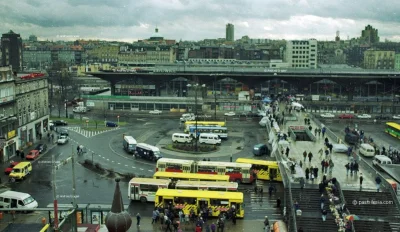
left=226, top=167, right=241, bottom=173
left=211, top=199, right=229, bottom=207
left=140, top=184, right=158, bottom=192
left=175, top=197, right=196, bottom=205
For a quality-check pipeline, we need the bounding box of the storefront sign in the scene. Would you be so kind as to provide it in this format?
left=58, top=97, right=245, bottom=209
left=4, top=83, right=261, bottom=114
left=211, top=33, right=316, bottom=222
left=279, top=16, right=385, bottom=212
left=7, top=140, right=15, bottom=145
left=86, top=101, right=95, bottom=107
left=7, top=130, right=16, bottom=139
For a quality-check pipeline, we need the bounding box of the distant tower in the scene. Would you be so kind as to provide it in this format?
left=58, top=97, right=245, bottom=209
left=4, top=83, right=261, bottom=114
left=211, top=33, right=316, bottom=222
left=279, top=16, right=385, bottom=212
left=226, top=23, right=234, bottom=42
left=1, top=30, right=23, bottom=72
left=105, top=179, right=132, bottom=232
left=361, top=25, right=379, bottom=44
left=335, top=31, right=340, bottom=42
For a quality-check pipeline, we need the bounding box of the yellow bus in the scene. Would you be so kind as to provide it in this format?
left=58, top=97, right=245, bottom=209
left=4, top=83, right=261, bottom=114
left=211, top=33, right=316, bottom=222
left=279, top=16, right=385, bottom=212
left=385, top=122, right=400, bottom=139
left=184, top=121, right=226, bottom=132
left=236, top=158, right=282, bottom=182
left=153, top=172, right=230, bottom=182
left=155, top=189, right=244, bottom=218
left=175, top=180, right=238, bottom=192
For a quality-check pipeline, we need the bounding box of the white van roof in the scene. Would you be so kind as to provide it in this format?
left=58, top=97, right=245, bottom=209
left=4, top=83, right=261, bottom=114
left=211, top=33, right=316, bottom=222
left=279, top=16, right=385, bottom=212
left=199, top=133, right=218, bottom=137
left=124, top=136, right=137, bottom=144
left=374, top=155, right=392, bottom=161
left=0, top=191, right=31, bottom=199
left=137, top=143, right=159, bottom=151
left=361, top=143, right=374, bottom=149
left=173, top=133, right=190, bottom=136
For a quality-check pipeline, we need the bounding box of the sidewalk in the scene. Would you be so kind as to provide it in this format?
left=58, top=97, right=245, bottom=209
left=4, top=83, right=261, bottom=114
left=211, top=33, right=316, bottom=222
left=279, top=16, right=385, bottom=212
left=280, top=105, right=376, bottom=190
left=0, top=135, right=57, bottom=184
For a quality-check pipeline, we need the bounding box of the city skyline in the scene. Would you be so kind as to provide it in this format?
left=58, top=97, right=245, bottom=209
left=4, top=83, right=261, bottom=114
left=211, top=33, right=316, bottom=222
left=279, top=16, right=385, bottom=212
left=1, top=0, right=400, bottom=42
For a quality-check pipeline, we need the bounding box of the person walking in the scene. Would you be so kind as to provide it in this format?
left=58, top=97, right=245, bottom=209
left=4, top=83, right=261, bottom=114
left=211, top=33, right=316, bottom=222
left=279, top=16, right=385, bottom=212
left=329, top=160, right=334, bottom=175
left=350, top=162, right=354, bottom=176
left=300, top=177, right=305, bottom=190
left=263, top=216, right=270, bottom=231
left=268, top=185, right=273, bottom=197
left=359, top=173, right=364, bottom=189
left=375, top=176, right=382, bottom=192
left=310, top=172, right=315, bottom=183
left=354, top=162, right=359, bottom=175
left=322, top=209, right=328, bottom=221
left=303, top=151, right=307, bottom=162
left=324, top=160, right=329, bottom=174
left=320, top=194, right=325, bottom=210
left=321, top=160, right=325, bottom=174
left=345, top=163, right=350, bottom=176
left=277, top=197, right=281, bottom=208
left=313, top=167, right=319, bottom=179
left=152, top=209, right=158, bottom=224
left=210, top=222, right=216, bottom=232
left=305, top=168, right=310, bottom=180
left=136, top=213, right=141, bottom=227
left=318, top=148, right=323, bottom=158
left=322, top=127, right=326, bottom=137
left=308, top=152, right=313, bottom=163
left=285, top=147, right=290, bottom=157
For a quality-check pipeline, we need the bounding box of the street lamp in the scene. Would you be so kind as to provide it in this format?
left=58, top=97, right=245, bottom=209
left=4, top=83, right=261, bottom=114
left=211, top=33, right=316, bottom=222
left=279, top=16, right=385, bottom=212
left=187, top=83, right=205, bottom=152
left=210, top=74, right=223, bottom=120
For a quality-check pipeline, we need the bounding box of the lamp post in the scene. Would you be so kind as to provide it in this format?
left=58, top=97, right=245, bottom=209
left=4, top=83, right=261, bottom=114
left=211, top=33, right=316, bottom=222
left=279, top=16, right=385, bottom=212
left=187, top=83, right=205, bottom=152
left=210, top=74, right=222, bottom=120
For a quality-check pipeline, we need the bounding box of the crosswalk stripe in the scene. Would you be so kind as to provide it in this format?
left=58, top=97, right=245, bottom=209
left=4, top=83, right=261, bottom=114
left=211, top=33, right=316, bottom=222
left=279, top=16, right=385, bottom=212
left=64, top=126, right=120, bottom=138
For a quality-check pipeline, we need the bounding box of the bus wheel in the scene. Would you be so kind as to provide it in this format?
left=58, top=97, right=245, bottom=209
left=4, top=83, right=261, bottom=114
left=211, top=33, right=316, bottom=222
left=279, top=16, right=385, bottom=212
left=140, top=197, right=147, bottom=203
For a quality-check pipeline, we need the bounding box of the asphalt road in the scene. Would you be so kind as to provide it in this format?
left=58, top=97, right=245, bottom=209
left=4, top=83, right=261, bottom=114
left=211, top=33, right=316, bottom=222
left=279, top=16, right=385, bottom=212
left=5, top=116, right=283, bottom=220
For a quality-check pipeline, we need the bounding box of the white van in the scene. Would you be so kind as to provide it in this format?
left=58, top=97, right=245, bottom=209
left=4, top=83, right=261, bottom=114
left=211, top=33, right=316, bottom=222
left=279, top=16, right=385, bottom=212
left=359, top=143, right=375, bottom=157
left=0, top=191, right=38, bottom=209
left=373, top=155, right=392, bottom=166
left=199, top=133, right=221, bottom=145
left=172, top=133, right=193, bottom=143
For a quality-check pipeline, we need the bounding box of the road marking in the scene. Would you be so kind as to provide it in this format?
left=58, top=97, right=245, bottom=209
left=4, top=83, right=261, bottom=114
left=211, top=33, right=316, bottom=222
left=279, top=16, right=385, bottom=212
left=132, top=167, right=136, bottom=169
left=125, top=165, right=128, bottom=167
left=112, top=161, right=114, bottom=163
left=107, top=159, right=109, bottom=161
left=118, top=163, right=121, bottom=165
left=140, top=168, right=144, bottom=170
left=102, top=157, right=105, bottom=159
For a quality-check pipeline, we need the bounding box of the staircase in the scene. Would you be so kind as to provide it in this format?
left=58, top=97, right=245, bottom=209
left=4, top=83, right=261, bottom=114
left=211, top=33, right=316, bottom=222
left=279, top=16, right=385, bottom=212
left=291, top=187, right=338, bottom=232
left=343, top=190, right=400, bottom=232
left=343, top=190, right=400, bottom=219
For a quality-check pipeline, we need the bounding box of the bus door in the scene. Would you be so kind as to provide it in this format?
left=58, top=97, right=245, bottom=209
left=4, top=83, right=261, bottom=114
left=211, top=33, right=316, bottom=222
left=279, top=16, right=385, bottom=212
left=157, top=163, right=166, bottom=172
left=241, top=168, right=251, bottom=184
left=182, top=165, right=191, bottom=173
left=269, top=168, right=278, bottom=181
left=216, top=167, right=226, bottom=175
left=198, top=198, right=209, bottom=213
left=131, top=184, right=139, bottom=200
left=231, top=202, right=242, bottom=217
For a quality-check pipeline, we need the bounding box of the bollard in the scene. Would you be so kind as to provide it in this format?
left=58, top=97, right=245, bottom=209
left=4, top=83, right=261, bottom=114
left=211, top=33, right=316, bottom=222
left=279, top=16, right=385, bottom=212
left=41, top=217, right=46, bottom=225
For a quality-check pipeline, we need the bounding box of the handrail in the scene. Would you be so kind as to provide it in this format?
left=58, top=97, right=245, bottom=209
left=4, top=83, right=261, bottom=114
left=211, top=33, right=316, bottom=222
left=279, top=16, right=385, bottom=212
left=336, top=180, right=356, bottom=232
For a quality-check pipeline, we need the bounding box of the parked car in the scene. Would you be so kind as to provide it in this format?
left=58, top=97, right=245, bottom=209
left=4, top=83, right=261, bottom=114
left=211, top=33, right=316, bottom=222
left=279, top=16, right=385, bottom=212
left=320, top=113, right=335, bottom=118
left=26, top=150, right=40, bottom=160
left=149, top=110, right=162, bottom=115
left=338, top=114, right=354, bottom=119
left=4, top=162, right=20, bottom=175
left=393, top=115, right=400, bottom=119
left=105, top=121, right=118, bottom=127
left=375, top=115, right=390, bottom=120
left=224, top=112, right=236, bottom=116
left=357, top=114, right=372, bottom=119
left=35, top=144, right=47, bottom=154
left=49, top=120, right=54, bottom=127
left=53, top=120, right=68, bottom=126
left=57, top=135, right=69, bottom=144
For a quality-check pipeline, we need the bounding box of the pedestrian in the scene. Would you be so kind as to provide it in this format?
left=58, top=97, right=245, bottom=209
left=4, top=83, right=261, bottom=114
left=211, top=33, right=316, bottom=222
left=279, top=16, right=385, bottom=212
left=320, top=194, right=325, bottom=210
left=309, top=125, right=312, bottom=131
left=304, top=118, right=307, bottom=125
left=375, top=176, right=382, bottom=192
left=211, top=222, right=216, bottom=232
left=318, top=148, right=323, bottom=158
left=322, top=209, right=328, bottom=221
left=20, top=151, right=24, bottom=159
left=329, top=160, right=334, bottom=174
left=179, top=210, right=184, bottom=223
left=318, top=128, right=321, bottom=137
left=232, top=212, right=236, bottom=225
left=321, top=160, right=325, bottom=173
left=299, top=160, right=303, bottom=168
left=277, top=197, right=281, bottom=208
left=313, top=167, right=319, bottom=179
left=350, top=162, right=354, bottom=176
left=345, top=163, right=350, bottom=176
left=314, top=128, right=318, bottom=136
left=322, top=127, right=326, bottom=137
left=268, top=185, right=273, bottom=197
left=254, top=185, right=258, bottom=194
left=300, top=177, right=305, bottom=190
left=322, top=174, right=327, bottom=183
left=152, top=209, right=158, bottom=224
left=303, top=151, right=307, bottom=162
left=310, top=172, right=315, bottom=182
left=308, top=152, right=313, bottom=163
left=136, top=213, right=141, bottom=226
left=263, top=216, right=269, bottom=230
left=260, top=186, right=264, bottom=195
left=359, top=173, right=363, bottom=188
left=16, top=149, right=20, bottom=158
left=285, top=147, right=290, bottom=157
left=217, top=218, right=224, bottom=232
left=305, top=168, right=310, bottom=180
left=354, top=162, right=359, bottom=175
left=324, top=160, right=329, bottom=174
left=51, top=133, right=54, bottom=142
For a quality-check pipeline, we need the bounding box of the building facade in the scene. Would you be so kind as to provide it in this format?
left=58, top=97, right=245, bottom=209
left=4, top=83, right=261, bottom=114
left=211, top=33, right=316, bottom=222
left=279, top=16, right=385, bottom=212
left=361, top=25, right=379, bottom=44
left=284, top=39, right=318, bottom=69
left=226, top=24, right=234, bottom=42
left=395, top=54, right=400, bottom=71
left=86, top=45, right=119, bottom=63
left=363, top=50, right=395, bottom=69
left=1, top=30, right=23, bottom=72
left=0, top=66, right=18, bottom=162
left=15, top=75, right=49, bottom=152
left=118, top=46, right=176, bottom=64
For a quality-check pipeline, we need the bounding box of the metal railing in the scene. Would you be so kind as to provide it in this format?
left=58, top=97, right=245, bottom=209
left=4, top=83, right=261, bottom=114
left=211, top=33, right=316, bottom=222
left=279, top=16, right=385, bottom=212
left=335, top=181, right=356, bottom=232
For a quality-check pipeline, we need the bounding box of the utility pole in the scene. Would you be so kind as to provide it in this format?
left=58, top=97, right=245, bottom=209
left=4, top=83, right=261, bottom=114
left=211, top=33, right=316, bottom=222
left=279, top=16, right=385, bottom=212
left=214, top=75, right=217, bottom=120
left=195, top=86, right=198, bottom=152
left=52, top=154, right=59, bottom=230
left=71, top=145, right=77, bottom=208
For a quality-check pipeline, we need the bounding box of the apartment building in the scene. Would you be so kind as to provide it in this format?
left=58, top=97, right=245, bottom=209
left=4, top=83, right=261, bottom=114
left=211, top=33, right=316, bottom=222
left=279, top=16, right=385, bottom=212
left=284, top=39, right=318, bottom=69
left=363, top=50, right=395, bottom=69
left=15, top=74, right=49, bottom=151
left=0, top=66, right=18, bottom=162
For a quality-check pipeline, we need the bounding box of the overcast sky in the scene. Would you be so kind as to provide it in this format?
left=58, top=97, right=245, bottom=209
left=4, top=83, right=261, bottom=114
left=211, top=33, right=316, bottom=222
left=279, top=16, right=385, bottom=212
left=1, top=0, right=399, bottom=42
